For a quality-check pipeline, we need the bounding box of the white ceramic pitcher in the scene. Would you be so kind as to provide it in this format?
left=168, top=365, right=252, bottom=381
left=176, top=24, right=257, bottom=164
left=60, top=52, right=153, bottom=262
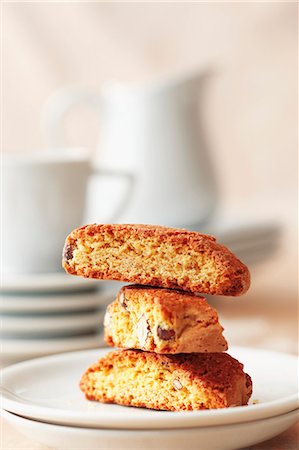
left=43, top=73, right=218, bottom=227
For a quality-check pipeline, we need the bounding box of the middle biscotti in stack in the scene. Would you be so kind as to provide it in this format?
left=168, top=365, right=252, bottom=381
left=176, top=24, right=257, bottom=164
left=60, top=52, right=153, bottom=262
left=104, top=286, right=228, bottom=354
left=63, top=224, right=252, bottom=411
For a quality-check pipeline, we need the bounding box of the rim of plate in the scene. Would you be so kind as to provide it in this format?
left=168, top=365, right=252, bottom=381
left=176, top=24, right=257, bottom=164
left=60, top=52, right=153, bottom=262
left=1, top=346, right=298, bottom=430
left=0, top=272, right=101, bottom=293
left=1, top=311, right=104, bottom=335
left=1, top=408, right=298, bottom=433
left=1, top=334, right=105, bottom=358
left=0, top=291, right=113, bottom=313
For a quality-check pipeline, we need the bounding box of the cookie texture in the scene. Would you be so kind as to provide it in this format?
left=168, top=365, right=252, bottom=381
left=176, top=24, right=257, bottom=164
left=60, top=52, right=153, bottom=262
left=63, top=224, right=250, bottom=296
left=104, top=286, right=228, bottom=354
left=80, top=349, right=252, bottom=411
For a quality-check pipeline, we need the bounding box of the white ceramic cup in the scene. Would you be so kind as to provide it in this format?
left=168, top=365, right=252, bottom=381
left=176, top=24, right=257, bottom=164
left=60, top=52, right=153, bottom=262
left=2, top=148, right=134, bottom=275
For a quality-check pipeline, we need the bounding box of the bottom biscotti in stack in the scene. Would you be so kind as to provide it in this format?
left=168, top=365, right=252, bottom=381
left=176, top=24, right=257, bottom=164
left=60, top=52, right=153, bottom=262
left=80, top=350, right=252, bottom=411
left=80, top=286, right=252, bottom=411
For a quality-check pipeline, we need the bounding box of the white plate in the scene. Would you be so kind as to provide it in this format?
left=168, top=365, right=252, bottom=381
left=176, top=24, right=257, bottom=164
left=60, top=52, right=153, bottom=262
left=1, top=408, right=298, bottom=450
left=1, top=334, right=105, bottom=366
left=1, top=346, right=298, bottom=430
left=1, top=272, right=100, bottom=294
left=0, top=291, right=112, bottom=314
left=1, top=311, right=104, bottom=337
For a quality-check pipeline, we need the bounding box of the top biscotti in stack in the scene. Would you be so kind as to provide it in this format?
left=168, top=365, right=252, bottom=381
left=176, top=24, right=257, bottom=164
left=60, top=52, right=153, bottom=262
left=63, top=224, right=250, bottom=296
left=63, top=224, right=252, bottom=411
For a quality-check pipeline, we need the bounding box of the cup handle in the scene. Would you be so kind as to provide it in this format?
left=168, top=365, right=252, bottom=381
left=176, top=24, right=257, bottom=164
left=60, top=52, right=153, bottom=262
left=91, top=168, right=135, bottom=223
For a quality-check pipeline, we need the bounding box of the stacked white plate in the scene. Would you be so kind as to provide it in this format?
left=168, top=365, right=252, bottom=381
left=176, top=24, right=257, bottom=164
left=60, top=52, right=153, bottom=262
left=1, top=346, right=298, bottom=449
left=195, top=219, right=281, bottom=265
left=1, top=273, right=115, bottom=365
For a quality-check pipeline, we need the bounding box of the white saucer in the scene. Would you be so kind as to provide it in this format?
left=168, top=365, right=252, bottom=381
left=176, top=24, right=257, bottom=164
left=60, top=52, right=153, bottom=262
left=1, top=311, right=104, bottom=337
left=1, top=334, right=105, bottom=366
left=1, top=346, right=298, bottom=430
left=1, top=408, right=298, bottom=450
left=1, top=272, right=100, bottom=294
left=0, top=291, right=113, bottom=314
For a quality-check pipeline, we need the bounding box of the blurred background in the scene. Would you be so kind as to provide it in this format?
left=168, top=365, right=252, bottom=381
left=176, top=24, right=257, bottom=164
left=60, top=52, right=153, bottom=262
left=1, top=2, right=298, bottom=364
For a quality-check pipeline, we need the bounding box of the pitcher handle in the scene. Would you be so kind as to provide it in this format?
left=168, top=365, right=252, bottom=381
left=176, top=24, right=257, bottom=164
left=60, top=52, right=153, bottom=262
left=41, top=87, right=135, bottom=223
left=41, top=87, right=103, bottom=148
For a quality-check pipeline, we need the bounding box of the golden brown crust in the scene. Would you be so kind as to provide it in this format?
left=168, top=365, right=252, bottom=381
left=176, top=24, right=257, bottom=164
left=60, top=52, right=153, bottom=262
left=80, top=349, right=252, bottom=411
left=104, top=286, right=228, bottom=353
left=63, top=224, right=250, bottom=296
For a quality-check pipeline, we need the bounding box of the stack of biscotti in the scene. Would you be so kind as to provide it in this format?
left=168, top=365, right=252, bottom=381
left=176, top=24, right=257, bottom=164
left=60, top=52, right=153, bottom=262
left=63, top=224, right=252, bottom=411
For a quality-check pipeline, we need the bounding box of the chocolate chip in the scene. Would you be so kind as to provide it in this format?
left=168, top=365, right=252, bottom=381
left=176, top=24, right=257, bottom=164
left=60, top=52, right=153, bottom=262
left=157, top=326, right=175, bottom=341
left=64, top=244, right=74, bottom=261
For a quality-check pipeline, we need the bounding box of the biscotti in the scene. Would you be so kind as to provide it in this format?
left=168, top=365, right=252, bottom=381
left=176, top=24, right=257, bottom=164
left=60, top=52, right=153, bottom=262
left=104, top=286, right=228, bottom=354
left=63, top=224, right=250, bottom=296
left=80, top=349, right=252, bottom=411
